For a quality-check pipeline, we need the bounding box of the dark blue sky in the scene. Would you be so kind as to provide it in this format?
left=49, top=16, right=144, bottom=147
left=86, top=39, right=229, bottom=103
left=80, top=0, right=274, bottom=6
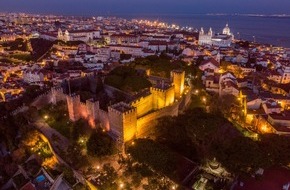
left=0, top=0, right=290, bottom=16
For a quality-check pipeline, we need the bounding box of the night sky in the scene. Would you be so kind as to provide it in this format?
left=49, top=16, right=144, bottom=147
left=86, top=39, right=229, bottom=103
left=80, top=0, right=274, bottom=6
left=0, top=0, right=290, bottom=16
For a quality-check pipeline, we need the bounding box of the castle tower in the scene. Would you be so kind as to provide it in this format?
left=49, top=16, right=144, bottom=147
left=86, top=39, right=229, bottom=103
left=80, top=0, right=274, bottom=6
left=51, top=87, right=65, bottom=105
left=150, top=84, right=175, bottom=110
left=108, top=102, right=137, bottom=143
left=86, top=99, right=99, bottom=120
left=66, top=94, right=81, bottom=121
left=171, top=70, right=185, bottom=98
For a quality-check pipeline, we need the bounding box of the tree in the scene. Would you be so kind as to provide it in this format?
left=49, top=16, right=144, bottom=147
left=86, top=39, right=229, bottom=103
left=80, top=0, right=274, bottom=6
left=60, top=166, right=76, bottom=186
left=95, top=164, right=118, bottom=190
left=66, top=143, right=89, bottom=169
left=208, top=94, right=240, bottom=120
left=86, top=130, right=115, bottom=157
left=212, top=136, right=266, bottom=175
left=127, top=139, right=177, bottom=179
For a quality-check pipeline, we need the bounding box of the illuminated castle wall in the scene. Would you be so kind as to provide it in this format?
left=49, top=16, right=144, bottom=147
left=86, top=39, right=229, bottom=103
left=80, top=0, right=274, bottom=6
left=171, top=70, right=185, bottom=98
left=34, top=70, right=189, bottom=143
left=108, top=102, right=137, bottom=142
left=66, top=94, right=99, bottom=127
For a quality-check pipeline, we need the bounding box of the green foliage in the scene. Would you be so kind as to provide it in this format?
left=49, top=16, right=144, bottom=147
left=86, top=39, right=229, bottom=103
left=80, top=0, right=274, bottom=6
left=94, top=164, right=118, bottom=190
left=2, top=38, right=29, bottom=51
left=60, top=166, right=77, bottom=186
left=127, top=138, right=178, bottom=180
left=154, top=107, right=290, bottom=176
left=208, top=94, right=240, bottom=118
left=131, top=55, right=197, bottom=80
left=39, top=102, right=91, bottom=141
left=142, top=176, right=175, bottom=190
left=66, top=143, right=89, bottom=168
left=86, top=130, right=116, bottom=157
left=155, top=108, right=227, bottom=161
left=130, top=55, right=179, bottom=78
left=104, top=66, right=152, bottom=92
left=10, top=53, right=32, bottom=62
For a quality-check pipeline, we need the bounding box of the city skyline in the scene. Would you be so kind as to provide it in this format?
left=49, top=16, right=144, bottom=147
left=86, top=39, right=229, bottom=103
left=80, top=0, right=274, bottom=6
left=1, top=0, right=290, bottom=15
left=1, top=2, right=290, bottom=190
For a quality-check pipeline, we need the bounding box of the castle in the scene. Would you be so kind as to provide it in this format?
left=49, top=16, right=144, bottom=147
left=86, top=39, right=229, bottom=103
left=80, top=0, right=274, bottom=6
left=33, top=69, right=191, bottom=143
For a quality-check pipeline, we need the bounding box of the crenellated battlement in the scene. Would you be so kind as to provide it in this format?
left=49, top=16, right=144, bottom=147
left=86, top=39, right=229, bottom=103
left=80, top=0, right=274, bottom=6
left=109, top=102, right=136, bottom=116
left=150, top=85, right=173, bottom=93
left=80, top=102, right=86, bottom=106
left=34, top=69, right=188, bottom=144
left=65, top=93, right=80, bottom=100
left=52, top=87, right=63, bottom=93
left=171, top=70, right=185, bottom=97
left=171, top=70, right=185, bottom=75
left=130, top=93, right=152, bottom=105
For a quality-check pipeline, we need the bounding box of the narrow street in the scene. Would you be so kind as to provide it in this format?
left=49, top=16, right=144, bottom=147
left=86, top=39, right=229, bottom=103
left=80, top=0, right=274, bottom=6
left=33, top=117, right=97, bottom=189
left=33, top=118, right=70, bottom=151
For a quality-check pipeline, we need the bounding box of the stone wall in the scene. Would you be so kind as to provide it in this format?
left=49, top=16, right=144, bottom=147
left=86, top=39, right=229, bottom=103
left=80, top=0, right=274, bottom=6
left=136, top=100, right=180, bottom=138
left=151, top=86, right=175, bottom=110
left=131, top=93, right=153, bottom=118
left=99, top=109, right=110, bottom=130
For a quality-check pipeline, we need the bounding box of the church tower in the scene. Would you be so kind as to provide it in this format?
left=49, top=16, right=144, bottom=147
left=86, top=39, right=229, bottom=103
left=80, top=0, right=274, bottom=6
left=64, top=30, right=70, bottom=42
left=208, top=27, right=213, bottom=37
left=57, top=28, right=63, bottom=40
left=171, top=70, right=185, bottom=98
left=216, top=52, right=221, bottom=64
left=200, top=27, right=204, bottom=35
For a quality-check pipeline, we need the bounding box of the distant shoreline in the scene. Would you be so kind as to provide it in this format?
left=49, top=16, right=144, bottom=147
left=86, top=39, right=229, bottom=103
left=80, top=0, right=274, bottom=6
left=1, top=12, right=290, bottom=48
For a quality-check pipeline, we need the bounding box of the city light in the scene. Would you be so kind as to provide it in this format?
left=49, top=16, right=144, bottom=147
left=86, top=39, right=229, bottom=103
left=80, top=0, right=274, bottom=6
left=261, top=125, right=270, bottom=133
left=2, top=8, right=290, bottom=190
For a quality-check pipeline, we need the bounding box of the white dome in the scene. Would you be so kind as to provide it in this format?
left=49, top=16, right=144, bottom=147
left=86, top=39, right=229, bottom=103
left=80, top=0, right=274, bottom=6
left=222, top=24, right=231, bottom=35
